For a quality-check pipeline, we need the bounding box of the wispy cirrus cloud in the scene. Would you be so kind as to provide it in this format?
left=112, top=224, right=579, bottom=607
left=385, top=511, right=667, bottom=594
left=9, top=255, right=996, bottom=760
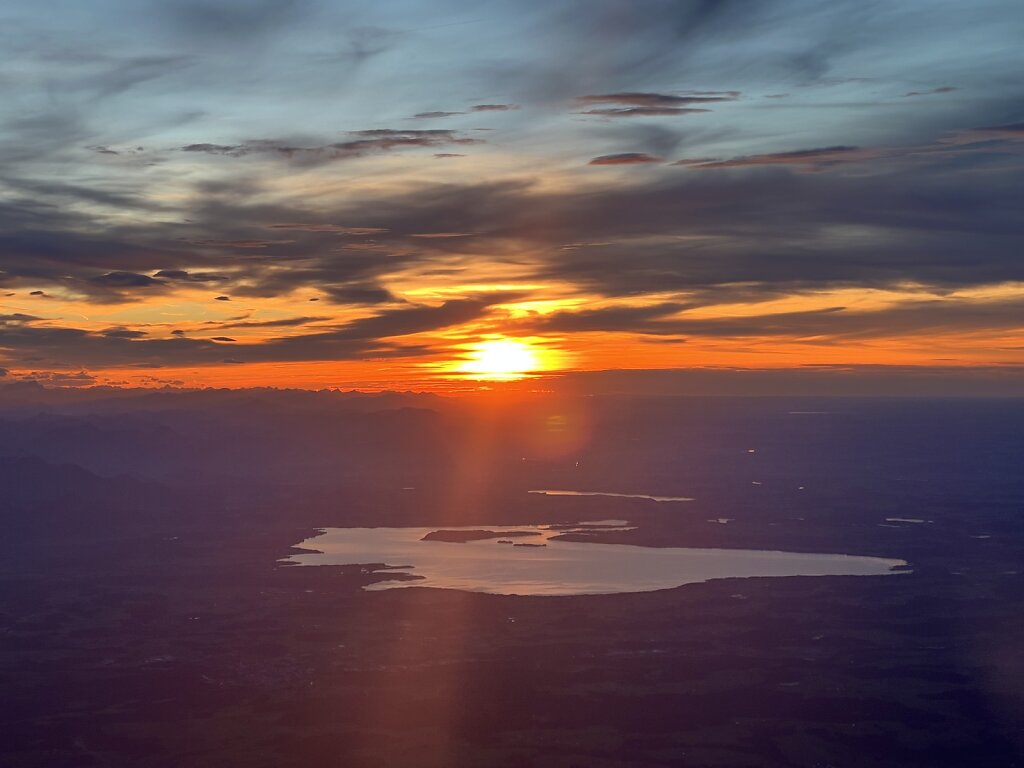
left=678, top=145, right=868, bottom=170
left=180, top=129, right=482, bottom=162
left=265, top=224, right=388, bottom=235
left=589, top=153, right=663, bottom=165
left=412, top=111, right=464, bottom=119
left=410, top=104, right=518, bottom=120
left=903, top=85, right=957, bottom=97
left=678, top=123, right=1024, bottom=171
left=575, top=91, right=738, bottom=117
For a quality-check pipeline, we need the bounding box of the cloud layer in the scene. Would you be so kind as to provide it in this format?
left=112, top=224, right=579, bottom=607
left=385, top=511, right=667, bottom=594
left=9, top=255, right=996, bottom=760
left=0, top=0, right=1022, bottom=385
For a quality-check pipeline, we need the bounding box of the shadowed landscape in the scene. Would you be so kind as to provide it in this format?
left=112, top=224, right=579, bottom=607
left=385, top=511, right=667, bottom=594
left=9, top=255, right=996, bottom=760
left=2, top=386, right=1022, bottom=767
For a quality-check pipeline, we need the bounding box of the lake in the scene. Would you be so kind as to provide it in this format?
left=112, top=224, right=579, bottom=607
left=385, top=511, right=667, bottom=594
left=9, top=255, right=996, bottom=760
left=283, top=522, right=908, bottom=596
left=528, top=490, right=695, bottom=502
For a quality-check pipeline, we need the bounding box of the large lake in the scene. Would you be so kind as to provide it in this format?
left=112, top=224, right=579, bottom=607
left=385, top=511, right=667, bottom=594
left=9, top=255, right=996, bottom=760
left=283, top=522, right=908, bottom=596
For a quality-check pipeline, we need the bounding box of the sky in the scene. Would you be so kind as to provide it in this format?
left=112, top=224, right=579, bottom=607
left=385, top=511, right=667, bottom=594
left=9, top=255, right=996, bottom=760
left=1, top=0, right=1023, bottom=392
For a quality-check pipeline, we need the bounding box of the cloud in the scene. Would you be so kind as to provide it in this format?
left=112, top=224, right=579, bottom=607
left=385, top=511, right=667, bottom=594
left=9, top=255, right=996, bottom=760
left=265, top=224, right=388, bottom=235
left=903, top=86, right=957, bottom=97
left=678, top=125, right=1024, bottom=171
left=4, top=117, right=1022, bottom=322
left=297, top=163, right=1024, bottom=298
left=409, top=105, right=517, bottom=119
left=514, top=296, right=1024, bottom=341
left=505, top=0, right=775, bottom=102
left=157, top=0, right=317, bottom=46
left=153, top=269, right=229, bottom=282
left=513, top=303, right=686, bottom=334
left=179, top=129, right=483, bottom=163
left=577, top=92, right=739, bottom=107
left=102, top=328, right=149, bottom=339
left=680, top=146, right=867, bottom=170
left=412, top=111, right=464, bottom=119
left=180, top=238, right=290, bottom=249
left=0, top=298, right=507, bottom=369
left=181, top=143, right=240, bottom=155
left=2, top=177, right=165, bottom=213
left=321, top=284, right=397, bottom=305
left=211, top=316, right=331, bottom=330
left=90, top=271, right=165, bottom=288
left=580, top=107, right=712, bottom=117
left=589, top=153, right=663, bottom=165
left=0, top=0, right=1021, bottom=384
left=0, top=313, right=41, bottom=326
left=969, top=122, right=1024, bottom=138
left=575, top=91, right=736, bottom=117
left=13, top=370, right=97, bottom=387
left=673, top=157, right=720, bottom=166
left=330, top=25, right=400, bottom=70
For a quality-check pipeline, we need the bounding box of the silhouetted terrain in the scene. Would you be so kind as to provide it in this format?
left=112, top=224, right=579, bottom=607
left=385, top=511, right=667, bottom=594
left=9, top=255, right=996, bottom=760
left=1, top=386, right=1022, bottom=766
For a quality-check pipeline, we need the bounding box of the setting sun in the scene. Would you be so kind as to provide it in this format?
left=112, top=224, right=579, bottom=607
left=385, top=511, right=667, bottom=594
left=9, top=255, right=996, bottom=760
left=459, top=338, right=540, bottom=380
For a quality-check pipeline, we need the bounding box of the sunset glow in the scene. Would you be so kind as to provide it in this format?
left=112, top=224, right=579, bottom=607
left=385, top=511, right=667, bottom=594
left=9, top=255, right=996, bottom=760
left=0, top=0, right=1021, bottom=396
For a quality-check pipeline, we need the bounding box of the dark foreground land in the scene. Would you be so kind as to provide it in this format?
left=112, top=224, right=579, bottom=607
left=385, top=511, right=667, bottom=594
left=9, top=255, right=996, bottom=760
left=1, top=390, right=1022, bottom=767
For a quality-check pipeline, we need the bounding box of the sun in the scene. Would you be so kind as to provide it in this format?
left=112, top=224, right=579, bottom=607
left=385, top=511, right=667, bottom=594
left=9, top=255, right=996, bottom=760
left=459, top=338, right=540, bottom=380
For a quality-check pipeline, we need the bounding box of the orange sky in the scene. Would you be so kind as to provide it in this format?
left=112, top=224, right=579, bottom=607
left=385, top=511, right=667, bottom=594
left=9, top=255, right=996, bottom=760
left=2, top=2, right=1023, bottom=392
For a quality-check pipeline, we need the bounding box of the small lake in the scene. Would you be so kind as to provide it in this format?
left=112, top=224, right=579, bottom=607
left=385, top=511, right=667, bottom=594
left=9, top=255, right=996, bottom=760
left=282, top=522, right=908, bottom=596
left=529, top=490, right=695, bottom=502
